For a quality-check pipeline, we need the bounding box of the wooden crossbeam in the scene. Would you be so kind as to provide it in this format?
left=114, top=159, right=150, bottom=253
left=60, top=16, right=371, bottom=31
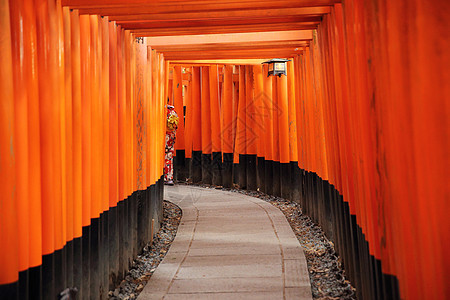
left=64, top=0, right=338, bottom=11
left=146, top=30, right=312, bottom=46
left=169, top=59, right=271, bottom=65
left=151, top=41, right=308, bottom=52
left=109, top=6, right=330, bottom=21
left=132, top=22, right=319, bottom=37
left=160, top=49, right=302, bottom=60
left=119, top=16, right=321, bottom=30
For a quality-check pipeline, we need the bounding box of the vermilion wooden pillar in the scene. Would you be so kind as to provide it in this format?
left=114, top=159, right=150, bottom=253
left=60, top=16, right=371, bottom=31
left=79, top=14, right=92, bottom=299
left=10, top=3, right=31, bottom=294
left=253, top=65, right=266, bottom=192
left=184, top=67, right=194, bottom=177
left=200, top=66, right=212, bottom=184
left=62, top=5, right=74, bottom=290
left=286, top=61, right=299, bottom=203
left=145, top=45, right=152, bottom=189
left=277, top=72, right=290, bottom=199
left=88, top=18, right=101, bottom=297
left=24, top=2, right=44, bottom=297
left=70, top=9, right=83, bottom=296
left=221, top=65, right=234, bottom=188
left=209, top=65, right=223, bottom=186
left=49, top=5, right=65, bottom=294
left=0, top=1, right=19, bottom=298
left=99, top=16, right=110, bottom=295
left=190, top=67, right=202, bottom=183
left=245, top=65, right=257, bottom=190
left=173, top=66, right=186, bottom=181
left=271, top=76, right=281, bottom=197
left=262, top=64, right=274, bottom=195
left=236, top=65, right=247, bottom=189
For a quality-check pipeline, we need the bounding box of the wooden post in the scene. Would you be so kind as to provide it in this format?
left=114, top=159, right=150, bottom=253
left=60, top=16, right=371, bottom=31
left=209, top=65, right=223, bottom=186
left=10, top=0, right=31, bottom=278
left=245, top=65, right=257, bottom=190
left=191, top=67, right=202, bottom=183
left=277, top=72, right=290, bottom=199
left=200, top=66, right=212, bottom=184
left=0, top=0, right=19, bottom=295
left=271, top=77, right=281, bottom=197
left=221, top=65, right=234, bottom=188
left=262, top=64, right=273, bottom=195
left=236, top=66, right=247, bottom=189
left=253, top=65, right=265, bottom=192
left=173, top=66, right=186, bottom=181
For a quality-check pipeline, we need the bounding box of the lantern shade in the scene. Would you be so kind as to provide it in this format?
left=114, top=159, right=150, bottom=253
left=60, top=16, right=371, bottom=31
left=262, top=58, right=290, bottom=77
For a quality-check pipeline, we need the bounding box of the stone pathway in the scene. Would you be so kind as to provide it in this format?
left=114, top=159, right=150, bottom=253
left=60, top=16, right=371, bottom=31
left=138, top=185, right=312, bottom=300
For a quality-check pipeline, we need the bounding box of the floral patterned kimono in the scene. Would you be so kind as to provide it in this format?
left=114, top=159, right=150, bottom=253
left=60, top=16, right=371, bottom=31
left=164, top=106, right=179, bottom=183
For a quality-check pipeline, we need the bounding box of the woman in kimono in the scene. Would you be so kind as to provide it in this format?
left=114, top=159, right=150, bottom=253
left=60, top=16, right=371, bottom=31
left=164, top=105, right=179, bottom=185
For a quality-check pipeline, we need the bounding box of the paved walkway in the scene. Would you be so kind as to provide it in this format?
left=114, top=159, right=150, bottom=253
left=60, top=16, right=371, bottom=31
left=138, top=185, right=312, bottom=300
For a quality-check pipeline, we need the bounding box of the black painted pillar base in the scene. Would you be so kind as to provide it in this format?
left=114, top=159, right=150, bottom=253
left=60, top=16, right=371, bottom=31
left=264, top=160, right=274, bottom=195
left=42, top=252, right=56, bottom=300
left=256, top=157, right=265, bottom=192
left=137, top=191, right=147, bottom=253
left=222, top=153, right=233, bottom=188
left=89, top=217, right=100, bottom=299
left=290, top=162, right=301, bottom=204
left=191, top=151, right=202, bottom=183
left=246, top=154, right=257, bottom=191
left=117, top=200, right=125, bottom=282
left=107, top=206, right=119, bottom=290
left=19, top=269, right=29, bottom=300
left=201, top=153, right=212, bottom=184
left=233, top=162, right=239, bottom=185
left=342, top=202, right=354, bottom=289
left=0, top=281, right=18, bottom=300
left=211, top=152, right=223, bottom=186
left=29, top=265, right=42, bottom=300
left=184, top=157, right=191, bottom=183
left=272, top=161, right=281, bottom=197
left=149, top=184, right=157, bottom=238
left=54, top=247, right=66, bottom=298
left=305, top=172, right=312, bottom=218
left=159, top=176, right=164, bottom=224
left=80, top=225, right=90, bottom=300
left=322, top=181, right=334, bottom=241
left=99, top=210, right=109, bottom=299
left=174, top=150, right=186, bottom=182
left=350, top=214, right=362, bottom=300
left=65, top=239, right=74, bottom=289
left=238, top=154, right=247, bottom=189
left=315, top=178, right=325, bottom=234
left=383, top=270, right=400, bottom=300
left=280, top=162, right=291, bottom=199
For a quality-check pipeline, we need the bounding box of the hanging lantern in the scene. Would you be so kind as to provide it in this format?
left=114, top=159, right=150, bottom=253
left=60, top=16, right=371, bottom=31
left=262, top=58, right=290, bottom=77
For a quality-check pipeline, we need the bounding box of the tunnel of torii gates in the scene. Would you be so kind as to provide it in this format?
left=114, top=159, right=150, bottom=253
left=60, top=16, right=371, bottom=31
left=0, top=0, right=448, bottom=299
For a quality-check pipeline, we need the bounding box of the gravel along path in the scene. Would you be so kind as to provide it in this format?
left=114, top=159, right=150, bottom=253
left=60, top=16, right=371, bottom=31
left=179, top=183, right=357, bottom=300
left=108, top=201, right=182, bottom=300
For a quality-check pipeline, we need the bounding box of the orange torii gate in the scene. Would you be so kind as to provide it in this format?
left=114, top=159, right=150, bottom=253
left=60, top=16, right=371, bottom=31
left=0, top=0, right=449, bottom=299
